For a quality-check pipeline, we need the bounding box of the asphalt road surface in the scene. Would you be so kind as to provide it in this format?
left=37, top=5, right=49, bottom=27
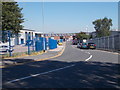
left=2, top=41, right=120, bottom=88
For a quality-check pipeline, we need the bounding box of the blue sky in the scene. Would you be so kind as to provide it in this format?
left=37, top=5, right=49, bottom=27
left=18, top=2, right=118, bottom=33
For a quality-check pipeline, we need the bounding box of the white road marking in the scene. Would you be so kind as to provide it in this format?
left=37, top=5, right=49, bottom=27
left=71, top=45, right=93, bottom=61
left=85, top=55, right=93, bottom=61
left=85, top=52, right=90, bottom=55
left=6, top=64, right=75, bottom=84
left=5, top=45, right=93, bottom=84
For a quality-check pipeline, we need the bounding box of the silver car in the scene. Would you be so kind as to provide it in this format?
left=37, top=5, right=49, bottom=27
left=0, top=45, right=14, bottom=52
left=77, top=43, right=82, bottom=48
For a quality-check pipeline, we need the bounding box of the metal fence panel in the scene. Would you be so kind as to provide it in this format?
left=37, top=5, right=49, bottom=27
left=89, top=34, right=120, bottom=51
left=49, top=38, right=57, bottom=49
left=35, top=40, right=43, bottom=51
left=114, top=35, right=120, bottom=51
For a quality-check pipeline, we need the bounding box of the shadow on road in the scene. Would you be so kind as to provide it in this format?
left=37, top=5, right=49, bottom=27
left=2, top=58, right=34, bottom=66
left=2, top=59, right=120, bottom=88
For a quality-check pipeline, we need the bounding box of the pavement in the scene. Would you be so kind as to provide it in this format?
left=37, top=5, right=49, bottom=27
left=13, top=44, right=33, bottom=53
left=2, top=41, right=120, bottom=88
left=0, top=42, right=66, bottom=68
left=0, top=44, right=33, bottom=55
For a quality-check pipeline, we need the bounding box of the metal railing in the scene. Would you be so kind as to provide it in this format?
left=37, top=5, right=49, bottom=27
left=88, top=34, right=120, bottom=52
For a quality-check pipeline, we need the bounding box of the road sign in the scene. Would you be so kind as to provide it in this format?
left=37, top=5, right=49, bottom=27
left=26, top=40, right=33, bottom=46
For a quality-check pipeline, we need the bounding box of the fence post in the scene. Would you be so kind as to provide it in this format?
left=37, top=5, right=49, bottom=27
left=104, top=37, right=105, bottom=50
left=99, top=38, right=100, bottom=48
left=102, top=37, right=103, bottom=49
left=118, top=33, right=120, bottom=53
left=112, top=35, right=114, bottom=51
left=98, top=38, right=99, bottom=48
left=108, top=36, right=109, bottom=50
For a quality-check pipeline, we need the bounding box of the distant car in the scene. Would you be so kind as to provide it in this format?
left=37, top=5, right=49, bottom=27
left=88, top=43, right=96, bottom=49
left=58, top=42, right=63, bottom=46
left=72, top=39, right=78, bottom=45
left=77, top=43, right=82, bottom=48
left=80, top=43, right=88, bottom=49
left=0, top=45, right=14, bottom=52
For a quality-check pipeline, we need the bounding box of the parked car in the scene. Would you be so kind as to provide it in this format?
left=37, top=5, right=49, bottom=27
left=88, top=43, right=96, bottom=49
left=77, top=43, right=82, bottom=48
left=77, top=43, right=80, bottom=48
left=80, top=43, right=88, bottom=49
left=0, top=45, right=14, bottom=52
left=72, top=39, right=78, bottom=45
left=58, top=42, right=63, bottom=46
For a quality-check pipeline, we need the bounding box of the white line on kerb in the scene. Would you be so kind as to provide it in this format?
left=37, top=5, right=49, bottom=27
left=6, top=64, right=75, bottom=84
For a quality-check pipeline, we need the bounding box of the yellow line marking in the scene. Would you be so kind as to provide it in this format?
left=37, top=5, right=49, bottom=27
left=1, top=43, right=66, bottom=68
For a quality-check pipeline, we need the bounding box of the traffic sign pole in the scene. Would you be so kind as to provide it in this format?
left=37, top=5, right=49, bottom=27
left=28, top=42, right=30, bottom=55
left=8, top=30, right=12, bottom=57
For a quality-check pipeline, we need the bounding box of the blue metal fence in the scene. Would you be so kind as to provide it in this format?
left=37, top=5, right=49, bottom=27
left=35, top=37, right=48, bottom=52
left=35, top=40, right=43, bottom=51
left=49, top=38, right=57, bottom=49
left=35, top=38, right=57, bottom=52
left=39, top=37, right=47, bottom=50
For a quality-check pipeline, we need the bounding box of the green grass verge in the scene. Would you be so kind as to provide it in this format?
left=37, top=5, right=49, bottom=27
left=0, top=50, right=43, bottom=59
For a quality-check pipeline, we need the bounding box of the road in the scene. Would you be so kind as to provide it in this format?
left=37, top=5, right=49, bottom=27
left=2, top=41, right=119, bottom=88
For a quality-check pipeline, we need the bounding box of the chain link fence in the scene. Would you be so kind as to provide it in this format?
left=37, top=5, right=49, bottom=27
left=88, top=34, right=120, bottom=52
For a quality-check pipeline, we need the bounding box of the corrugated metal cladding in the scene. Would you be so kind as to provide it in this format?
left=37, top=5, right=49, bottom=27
left=35, top=38, right=57, bottom=51
left=35, top=40, right=43, bottom=51
left=48, top=38, right=57, bottom=49
left=35, top=37, right=47, bottom=51
left=39, top=37, right=47, bottom=50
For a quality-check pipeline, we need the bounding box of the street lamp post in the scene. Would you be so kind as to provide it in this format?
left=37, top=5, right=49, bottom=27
left=42, top=0, right=46, bottom=52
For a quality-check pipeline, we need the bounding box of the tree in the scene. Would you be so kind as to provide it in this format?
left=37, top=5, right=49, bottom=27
left=1, top=2, right=24, bottom=42
left=92, top=17, right=112, bottom=37
left=76, top=32, right=90, bottom=40
left=0, top=2, right=2, bottom=41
